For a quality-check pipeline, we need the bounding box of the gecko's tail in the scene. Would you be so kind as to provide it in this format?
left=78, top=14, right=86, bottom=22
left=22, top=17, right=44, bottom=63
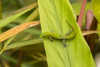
left=65, top=20, right=76, bottom=39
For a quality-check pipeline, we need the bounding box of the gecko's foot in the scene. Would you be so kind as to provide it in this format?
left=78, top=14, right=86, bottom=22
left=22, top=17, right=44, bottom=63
left=63, top=43, right=69, bottom=48
left=63, top=39, right=69, bottom=48
left=48, top=37, right=54, bottom=42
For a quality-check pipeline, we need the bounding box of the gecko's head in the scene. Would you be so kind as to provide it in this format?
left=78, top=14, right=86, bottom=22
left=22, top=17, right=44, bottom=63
left=40, top=32, right=48, bottom=38
left=40, top=34, right=46, bottom=38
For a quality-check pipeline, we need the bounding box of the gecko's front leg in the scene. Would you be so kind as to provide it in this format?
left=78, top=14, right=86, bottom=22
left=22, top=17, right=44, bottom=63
left=48, top=37, right=54, bottom=42
left=63, top=39, right=69, bottom=47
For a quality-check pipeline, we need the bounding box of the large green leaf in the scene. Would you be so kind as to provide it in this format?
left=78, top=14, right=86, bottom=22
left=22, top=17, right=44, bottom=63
left=92, top=0, right=100, bottom=22
left=38, top=0, right=95, bottom=67
left=92, top=0, right=100, bottom=38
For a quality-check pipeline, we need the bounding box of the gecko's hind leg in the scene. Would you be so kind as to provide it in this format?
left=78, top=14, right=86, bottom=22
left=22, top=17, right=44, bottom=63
left=48, top=37, right=54, bottom=42
left=63, top=39, right=69, bottom=47
left=66, top=30, right=72, bottom=36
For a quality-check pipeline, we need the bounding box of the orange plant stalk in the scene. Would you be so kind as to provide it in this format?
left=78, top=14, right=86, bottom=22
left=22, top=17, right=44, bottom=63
left=0, top=21, right=40, bottom=42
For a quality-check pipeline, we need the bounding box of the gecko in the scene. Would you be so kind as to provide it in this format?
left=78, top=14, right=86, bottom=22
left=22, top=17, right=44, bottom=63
left=40, top=20, right=76, bottom=47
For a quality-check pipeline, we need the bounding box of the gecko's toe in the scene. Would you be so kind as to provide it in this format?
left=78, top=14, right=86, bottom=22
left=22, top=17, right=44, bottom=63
left=51, top=31, right=54, bottom=33
left=63, top=43, right=69, bottom=48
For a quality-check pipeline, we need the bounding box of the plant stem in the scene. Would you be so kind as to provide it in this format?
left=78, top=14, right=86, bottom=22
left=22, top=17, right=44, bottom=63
left=78, top=0, right=87, bottom=28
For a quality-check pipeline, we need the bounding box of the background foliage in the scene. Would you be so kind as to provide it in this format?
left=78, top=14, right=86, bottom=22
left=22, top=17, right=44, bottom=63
left=0, top=0, right=99, bottom=67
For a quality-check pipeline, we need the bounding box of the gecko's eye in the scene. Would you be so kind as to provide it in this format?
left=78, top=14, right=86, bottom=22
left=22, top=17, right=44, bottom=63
left=42, top=35, right=45, bottom=38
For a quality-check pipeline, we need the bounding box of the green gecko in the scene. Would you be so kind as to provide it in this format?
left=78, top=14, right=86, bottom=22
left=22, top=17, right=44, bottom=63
left=40, top=20, right=76, bottom=47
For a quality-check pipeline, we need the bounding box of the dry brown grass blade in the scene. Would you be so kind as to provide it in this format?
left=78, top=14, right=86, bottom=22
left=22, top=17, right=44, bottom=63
left=0, top=21, right=40, bottom=43
left=82, top=31, right=100, bottom=36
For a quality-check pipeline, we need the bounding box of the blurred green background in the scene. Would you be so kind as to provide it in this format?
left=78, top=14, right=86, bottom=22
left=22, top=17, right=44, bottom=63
left=0, top=0, right=94, bottom=67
